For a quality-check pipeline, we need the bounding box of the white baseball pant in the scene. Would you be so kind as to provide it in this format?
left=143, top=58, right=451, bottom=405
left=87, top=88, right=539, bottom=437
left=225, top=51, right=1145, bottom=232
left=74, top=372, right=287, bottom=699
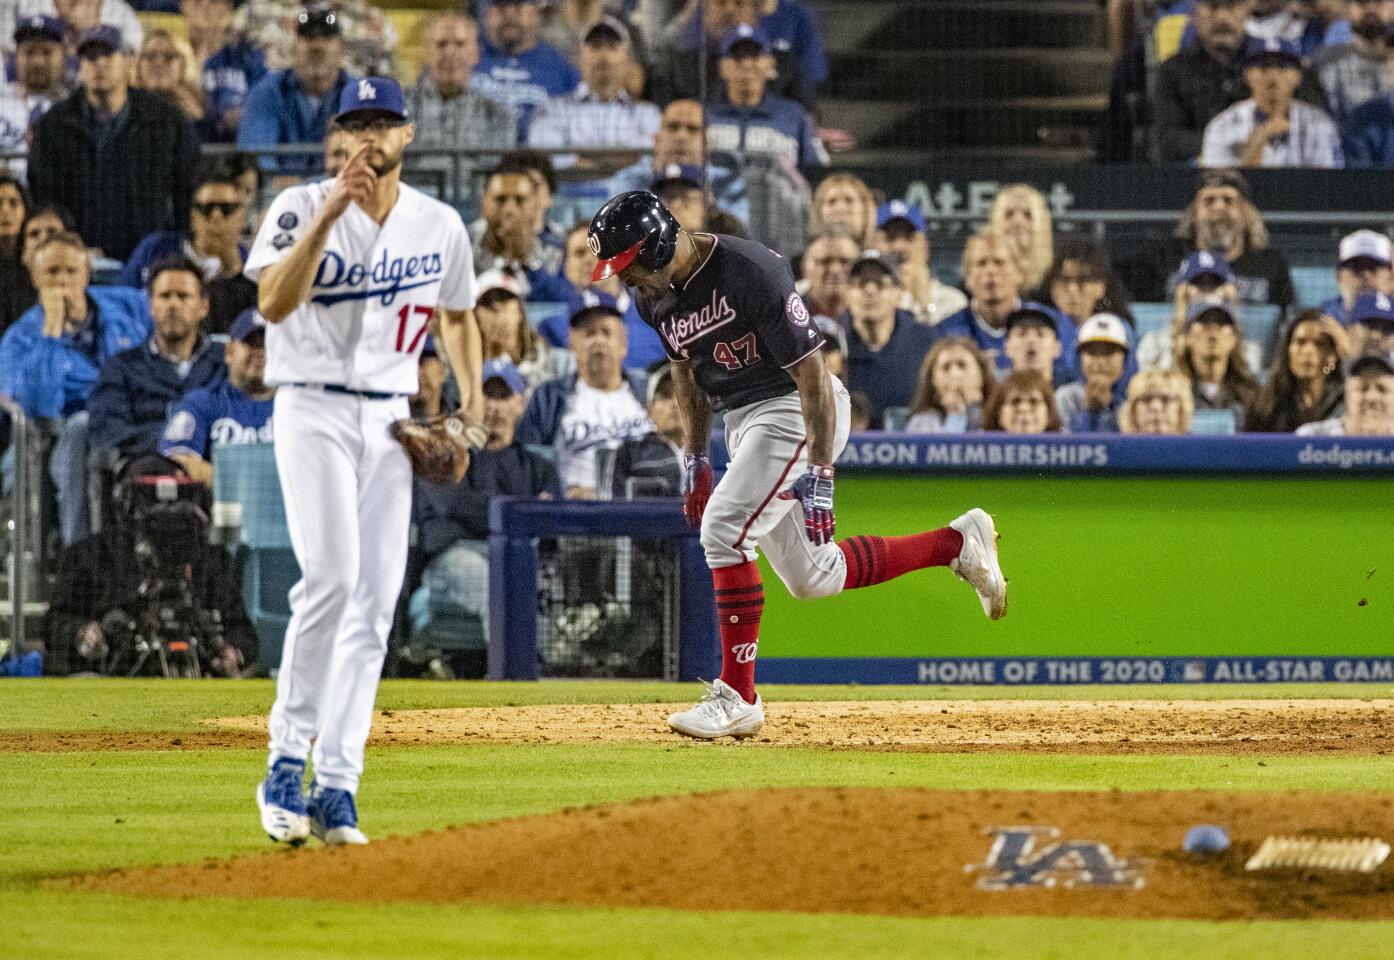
left=267, top=386, right=412, bottom=794
left=700, top=374, right=852, bottom=597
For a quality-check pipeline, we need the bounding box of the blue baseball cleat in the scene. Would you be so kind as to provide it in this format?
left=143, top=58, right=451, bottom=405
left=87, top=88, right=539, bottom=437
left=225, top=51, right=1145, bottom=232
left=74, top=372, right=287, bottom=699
left=256, top=757, right=310, bottom=845
left=308, top=782, right=369, bottom=846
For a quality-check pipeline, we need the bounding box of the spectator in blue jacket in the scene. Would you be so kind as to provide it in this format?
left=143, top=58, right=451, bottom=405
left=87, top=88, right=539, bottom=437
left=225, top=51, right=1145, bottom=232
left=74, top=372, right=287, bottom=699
left=237, top=7, right=353, bottom=174
left=840, top=251, right=937, bottom=428
left=937, top=228, right=1042, bottom=375
left=159, top=307, right=273, bottom=486
left=1341, top=89, right=1394, bottom=166
left=0, top=231, right=150, bottom=543
left=1320, top=229, right=1393, bottom=325
left=546, top=222, right=667, bottom=370
left=89, top=257, right=226, bottom=462
left=705, top=26, right=826, bottom=168
left=759, top=0, right=827, bottom=88
left=183, top=0, right=267, bottom=143
left=516, top=299, right=650, bottom=498
left=472, top=0, right=580, bottom=140
left=1055, top=312, right=1133, bottom=433
left=118, top=167, right=253, bottom=332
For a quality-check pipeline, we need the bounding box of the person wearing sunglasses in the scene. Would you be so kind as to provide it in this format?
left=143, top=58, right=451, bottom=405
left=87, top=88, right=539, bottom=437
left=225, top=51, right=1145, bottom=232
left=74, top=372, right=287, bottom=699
left=117, top=168, right=253, bottom=333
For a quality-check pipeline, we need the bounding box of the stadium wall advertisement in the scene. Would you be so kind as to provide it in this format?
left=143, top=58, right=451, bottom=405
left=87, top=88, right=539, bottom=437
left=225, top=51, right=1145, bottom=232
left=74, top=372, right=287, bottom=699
left=755, top=472, right=1393, bottom=684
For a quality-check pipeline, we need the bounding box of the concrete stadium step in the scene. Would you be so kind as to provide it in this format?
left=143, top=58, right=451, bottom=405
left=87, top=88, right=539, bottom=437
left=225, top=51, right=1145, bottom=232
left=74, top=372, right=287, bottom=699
left=814, top=0, right=1104, bottom=51
left=827, top=49, right=1111, bottom=100
left=820, top=96, right=1106, bottom=151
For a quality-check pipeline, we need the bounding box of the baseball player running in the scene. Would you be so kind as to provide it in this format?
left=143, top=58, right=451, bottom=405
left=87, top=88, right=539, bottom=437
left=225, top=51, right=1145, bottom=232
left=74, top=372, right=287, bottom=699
left=245, top=77, right=481, bottom=844
left=588, top=192, right=1006, bottom=740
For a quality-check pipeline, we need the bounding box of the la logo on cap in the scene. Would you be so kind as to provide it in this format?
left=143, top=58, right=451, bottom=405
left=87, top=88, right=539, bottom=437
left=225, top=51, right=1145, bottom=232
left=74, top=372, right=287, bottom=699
left=358, top=79, right=377, bottom=100
left=1199, top=252, right=1214, bottom=267
left=1379, top=294, right=1391, bottom=311
left=890, top=201, right=908, bottom=216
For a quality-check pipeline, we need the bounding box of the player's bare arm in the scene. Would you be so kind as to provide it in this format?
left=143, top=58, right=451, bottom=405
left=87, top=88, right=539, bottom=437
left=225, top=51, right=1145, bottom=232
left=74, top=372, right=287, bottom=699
left=669, top=359, right=711, bottom=455
left=257, top=145, right=377, bottom=323
left=435, top=308, right=484, bottom=421
left=786, top=349, right=836, bottom=466
left=171, top=453, right=213, bottom=487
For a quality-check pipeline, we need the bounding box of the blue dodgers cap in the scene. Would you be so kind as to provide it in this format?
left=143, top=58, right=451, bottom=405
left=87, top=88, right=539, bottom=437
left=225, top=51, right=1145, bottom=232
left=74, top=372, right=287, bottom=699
left=720, top=24, right=771, bottom=57
left=568, top=288, right=623, bottom=326
left=1350, top=291, right=1394, bottom=327
left=1186, top=300, right=1239, bottom=327
left=229, top=308, right=267, bottom=342
left=876, top=200, right=926, bottom=234
left=1004, top=300, right=1061, bottom=335
left=76, top=24, right=123, bottom=56
left=651, top=163, right=705, bottom=193
left=1179, top=251, right=1235, bottom=286
left=334, top=77, right=409, bottom=123
left=15, top=15, right=63, bottom=45
left=1243, top=35, right=1302, bottom=67
left=482, top=357, right=527, bottom=395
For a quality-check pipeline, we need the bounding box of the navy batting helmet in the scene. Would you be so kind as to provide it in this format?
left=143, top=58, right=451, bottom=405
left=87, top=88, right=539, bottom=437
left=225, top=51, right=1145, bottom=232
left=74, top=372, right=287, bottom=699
left=588, top=191, right=680, bottom=282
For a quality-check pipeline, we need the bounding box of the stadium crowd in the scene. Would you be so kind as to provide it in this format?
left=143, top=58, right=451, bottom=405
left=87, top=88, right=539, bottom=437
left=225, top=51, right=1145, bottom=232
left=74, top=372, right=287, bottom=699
left=1, top=0, right=1392, bottom=677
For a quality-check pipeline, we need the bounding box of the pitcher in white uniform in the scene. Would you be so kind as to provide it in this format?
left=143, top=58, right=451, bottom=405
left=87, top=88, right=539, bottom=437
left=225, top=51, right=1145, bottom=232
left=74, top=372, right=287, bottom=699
left=244, top=77, right=482, bottom=846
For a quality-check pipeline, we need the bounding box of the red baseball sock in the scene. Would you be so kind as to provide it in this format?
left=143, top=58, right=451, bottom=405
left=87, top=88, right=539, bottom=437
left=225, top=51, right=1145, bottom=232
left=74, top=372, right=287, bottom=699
left=712, top=560, right=763, bottom=704
left=839, top=528, right=963, bottom=590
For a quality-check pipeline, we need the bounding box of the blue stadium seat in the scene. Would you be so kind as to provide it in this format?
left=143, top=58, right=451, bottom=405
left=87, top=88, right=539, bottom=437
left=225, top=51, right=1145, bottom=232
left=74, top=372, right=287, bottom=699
left=882, top=406, right=911, bottom=432
left=1189, top=409, right=1237, bottom=435
left=1238, top=304, right=1281, bottom=352
left=1130, top=302, right=1173, bottom=339
left=526, top=302, right=568, bottom=331
left=1291, top=267, right=1338, bottom=309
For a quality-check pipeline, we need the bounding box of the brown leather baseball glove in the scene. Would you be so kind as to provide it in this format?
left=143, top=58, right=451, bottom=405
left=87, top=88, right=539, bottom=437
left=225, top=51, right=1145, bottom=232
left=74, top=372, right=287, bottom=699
left=389, top=412, right=488, bottom=485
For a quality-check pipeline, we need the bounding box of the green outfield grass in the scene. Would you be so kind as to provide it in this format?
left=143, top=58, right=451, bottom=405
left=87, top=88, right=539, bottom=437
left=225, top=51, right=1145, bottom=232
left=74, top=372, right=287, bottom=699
left=4, top=679, right=1394, bottom=959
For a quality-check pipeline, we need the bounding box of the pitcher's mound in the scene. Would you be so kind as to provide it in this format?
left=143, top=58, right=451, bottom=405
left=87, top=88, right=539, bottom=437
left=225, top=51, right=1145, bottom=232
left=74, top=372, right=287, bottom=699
left=76, top=788, right=1394, bottom=921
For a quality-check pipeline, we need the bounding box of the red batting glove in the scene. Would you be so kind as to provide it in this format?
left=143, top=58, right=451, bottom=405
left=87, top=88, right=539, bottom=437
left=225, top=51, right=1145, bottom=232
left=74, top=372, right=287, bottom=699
left=681, top=454, right=713, bottom=530
left=779, top=464, right=836, bottom=545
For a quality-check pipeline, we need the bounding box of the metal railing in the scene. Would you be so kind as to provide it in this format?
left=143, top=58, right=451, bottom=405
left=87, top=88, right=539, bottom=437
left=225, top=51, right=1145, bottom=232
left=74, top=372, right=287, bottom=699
left=1, top=398, right=42, bottom=666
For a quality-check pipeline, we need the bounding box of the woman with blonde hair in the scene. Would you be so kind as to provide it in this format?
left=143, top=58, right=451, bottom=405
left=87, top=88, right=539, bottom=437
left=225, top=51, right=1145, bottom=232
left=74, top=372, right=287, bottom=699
left=134, top=29, right=205, bottom=123
left=989, top=184, right=1053, bottom=292
left=1120, top=368, right=1194, bottom=435
left=810, top=173, right=877, bottom=249
left=981, top=370, right=1061, bottom=434
left=904, top=336, right=994, bottom=433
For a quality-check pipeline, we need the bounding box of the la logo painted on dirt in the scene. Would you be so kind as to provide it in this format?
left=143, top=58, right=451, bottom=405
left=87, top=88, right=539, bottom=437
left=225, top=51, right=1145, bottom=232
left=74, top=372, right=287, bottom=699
left=966, top=827, right=1145, bottom=890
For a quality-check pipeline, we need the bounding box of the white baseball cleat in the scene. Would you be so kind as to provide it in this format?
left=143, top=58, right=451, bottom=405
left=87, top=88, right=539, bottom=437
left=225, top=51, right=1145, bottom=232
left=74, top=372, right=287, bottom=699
left=949, top=508, right=1007, bottom=620
left=257, top=757, right=311, bottom=845
left=667, top=679, right=765, bottom=739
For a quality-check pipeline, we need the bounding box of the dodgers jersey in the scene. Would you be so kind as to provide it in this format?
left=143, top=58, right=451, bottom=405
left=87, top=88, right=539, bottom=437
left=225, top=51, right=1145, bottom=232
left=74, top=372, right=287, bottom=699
left=244, top=180, right=476, bottom=394
left=159, top=380, right=275, bottom=460
left=635, top=234, right=822, bottom=412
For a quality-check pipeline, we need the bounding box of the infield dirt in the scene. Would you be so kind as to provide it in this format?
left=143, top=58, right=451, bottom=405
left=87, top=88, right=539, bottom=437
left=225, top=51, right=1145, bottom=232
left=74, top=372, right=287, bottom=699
left=76, top=787, right=1394, bottom=921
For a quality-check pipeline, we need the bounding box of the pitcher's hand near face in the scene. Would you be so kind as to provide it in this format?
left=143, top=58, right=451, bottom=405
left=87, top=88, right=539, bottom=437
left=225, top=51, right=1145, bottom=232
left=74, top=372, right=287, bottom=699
left=324, top=145, right=377, bottom=220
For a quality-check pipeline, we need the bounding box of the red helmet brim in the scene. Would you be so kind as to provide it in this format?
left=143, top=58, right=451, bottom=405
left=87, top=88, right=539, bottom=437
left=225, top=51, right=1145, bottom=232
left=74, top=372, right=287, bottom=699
left=592, top=238, right=646, bottom=282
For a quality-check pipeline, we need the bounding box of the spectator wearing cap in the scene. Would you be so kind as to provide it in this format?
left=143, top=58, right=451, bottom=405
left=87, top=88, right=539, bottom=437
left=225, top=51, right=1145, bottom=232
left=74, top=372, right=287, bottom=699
left=410, top=335, right=449, bottom=419
left=1347, top=291, right=1394, bottom=358
left=871, top=200, right=967, bottom=326
left=0, top=231, right=149, bottom=544
left=117, top=167, right=253, bottom=333
left=408, top=356, right=561, bottom=657
left=705, top=25, right=826, bottom=169
left=1119, top=368, right=1195, bottom=435
left=89, top=257, right=227, bottom=461
left=1002, top=303, right=1077, bottom=388
left=408, top=13, right=518, bottom=178
left=905, top=336, right=994, bottom=434
left=1319, top=229, right=1393, bottom=325
left=604, top=364, right=685, bottom=498
left=182, top=0, right=267, bottom=144
left=237, top=7, right=354, bottom=175
left=527, top=17, right=661, bottom=187
left=552, top=220, right=666, bottom=369
left=1311, top=0, right=1393, bottom=126
left=28, top=26, right=196, bottom=262
left=1138, top=251, right=1252, bottom=370
left=1151, top=0, right=1255, bottom=163
left=158, top=306, right=274, bottom=486
left=840, top=251, right=937, bottom=428
left=470, top=166, right=571, bottom=302
left=0, top=0, right=143, bottom=57
left=1055, top=312, right=1133, bottom=433
left=473, top=0, right=581, bottom=141
left=1298, top=350, right=1394, bottom=435
left=233, top=0, right=396, bottom=77
left=798, top=227, right=858, bottom=323
left=1340, top=79, right=1394, bottom=166
left=757, top=0, right=828, bottom=91
left=1200, top=37, right=1341, bottom=168
left=1119, top=170, right=1295, bottom=310
left=476, top=284, right=572, bottom=388
left=1175, top=300, right=1262, bottom=427
left=516, top=297, right=650, bottom=499
left=938, top=228, right=1078, bottom=381
left=652, top=0, right=813, bottom=109
left=0, top=16, right=69, bottom=177
left=1040, top=235, right=1134, bottom=330
left=651, top=164, right=708, bottom=231
left=538, top=1, right=645, bottom=70
left=1247, top=307, right=1349, bottom=431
